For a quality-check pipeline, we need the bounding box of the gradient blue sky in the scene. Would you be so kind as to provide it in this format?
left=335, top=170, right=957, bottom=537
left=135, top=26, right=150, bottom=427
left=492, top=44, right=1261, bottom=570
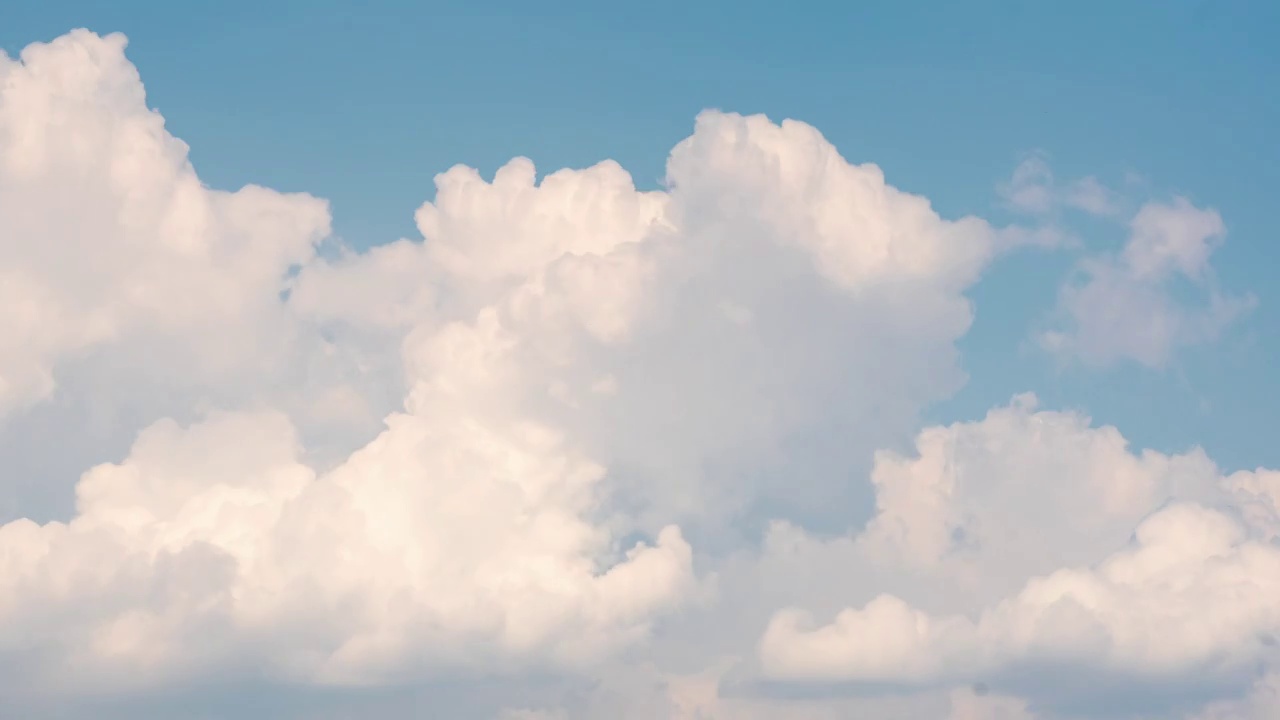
left=5, top=0, right=1277, bottom=470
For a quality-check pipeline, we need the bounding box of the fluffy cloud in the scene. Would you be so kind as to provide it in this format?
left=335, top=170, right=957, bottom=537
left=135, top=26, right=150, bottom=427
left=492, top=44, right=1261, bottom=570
left=763, top=502, right=1280, bottom=683
left=0, top=28, right=1005, bottom=704
left=856, top=394, right=1223, bottom=590
left=1, top=27, right=1273, bottom=720
left=1, top=407, right=693, bottom=694
left=294, top=102, right=1006, bottom=542
left=0, top=30, right=330, bottom=416
left=758, top=397, right=1280, bottom=714
left=0, top=31, right=391, bottom=525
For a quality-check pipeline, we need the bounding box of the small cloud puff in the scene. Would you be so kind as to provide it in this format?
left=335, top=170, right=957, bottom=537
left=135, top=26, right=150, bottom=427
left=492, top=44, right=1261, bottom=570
left=1040, top=198, right=1254, bottom=368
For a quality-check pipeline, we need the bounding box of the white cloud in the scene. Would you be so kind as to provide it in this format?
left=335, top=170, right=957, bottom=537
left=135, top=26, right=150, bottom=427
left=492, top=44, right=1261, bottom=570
left=764, top=501, right=1280, bottom=684
left=1, top=406, right=695, bottom=693
left=1227, top=467, right=1280, bottom=540
left=0, top=29, right=1006, bottom=705
left=999, top=156, right=1259, bottom=371
left=1124, top=198, right=1229, bottom=281
left=757, top=397, right=1280, bottom=712
left=998, top=155, right=1254, bottom=369
left=0, top=30, right=331, bottom=416
left=294, top=108, right=1004, bottom=542
left=1, top=27, right=1274, bottom=720
left=856, top=394, right=1222, bottom=588
left=0, top=30, right=394, bottom=525
left=1040, top=197, right=1255, bottom=368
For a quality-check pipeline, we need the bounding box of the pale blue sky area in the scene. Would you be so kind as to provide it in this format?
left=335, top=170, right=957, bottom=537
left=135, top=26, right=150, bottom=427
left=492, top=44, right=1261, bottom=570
left=5, top=0, right=1277, bottom=470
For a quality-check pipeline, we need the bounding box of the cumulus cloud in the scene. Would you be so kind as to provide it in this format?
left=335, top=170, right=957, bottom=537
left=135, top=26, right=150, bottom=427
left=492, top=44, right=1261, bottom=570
left=0, top=30, right=394, bottom=524
left=1039, top=197, right=1255, bottom=368
left=764, top=502, right=1280, bottom=683
left=1, top=27, right=1274, bottom=720
left=0, top=28, right=1006, bottom=702
left=295, top=103, right=1006, bottom=543
left=0, top=31, right=330, bottom=415
left=856, top=394, right=1223, bottom=588
left=1, top=407, right=693, bottom=694
left=757, top=396, right=1280, bottom=714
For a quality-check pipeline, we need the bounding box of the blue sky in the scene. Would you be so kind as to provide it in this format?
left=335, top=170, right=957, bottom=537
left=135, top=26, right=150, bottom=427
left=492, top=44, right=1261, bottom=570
left=7, top=1, right=1275, bottom=473
left=2, top=4, right=1280, bottom=718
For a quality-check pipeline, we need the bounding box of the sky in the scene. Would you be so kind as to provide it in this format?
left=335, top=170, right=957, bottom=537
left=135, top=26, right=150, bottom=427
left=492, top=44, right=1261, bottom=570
left=0, top=2, right=1278, bottom=719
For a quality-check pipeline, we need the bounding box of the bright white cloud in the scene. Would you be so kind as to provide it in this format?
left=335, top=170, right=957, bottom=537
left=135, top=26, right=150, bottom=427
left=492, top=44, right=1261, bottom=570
left=0, top=31, right=394, bottom=526
left=0, top=29, right=1004, bottom=703
left=0, top=27, right=1273, bottom=720
left=296, top=105, right=1004, bottom=542
left=857, top=394, right=1222, bottom=587
left=0, top=30, right=330, bottom=416
left=758, top=397, right=1280, bottom=709
left=0, top=407, right=693, bottom=694
left=764, top=501, right=1280, bottom=683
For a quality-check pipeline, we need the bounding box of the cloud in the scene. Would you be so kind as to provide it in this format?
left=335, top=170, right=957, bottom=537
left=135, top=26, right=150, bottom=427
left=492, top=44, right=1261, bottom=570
left=0, top=30, right=392, bottom=525
left=1040, top=198, right=1255, bottom=368
left=499, top=663, right=1035, bottom=720
left=997, top=155, right=1256, bottom=371
left=1, top=27, right=1274, bottom=720
left=757, top=396, right=1280, bottom=714
left=1192, top=672, right=1280, bottom=720
left=763, top=502, right=1280, bottom=684
left=998, top=152, right=1122, bottom=218
left=294, top=107, right=1005, bottom=543
left=0, top=30, right=330, bottom=416
left=0, top=29, right=1006, bottom=706
left=856, top=394, right=1222, bottom=587
left=0, top=407, right=694, bottom=694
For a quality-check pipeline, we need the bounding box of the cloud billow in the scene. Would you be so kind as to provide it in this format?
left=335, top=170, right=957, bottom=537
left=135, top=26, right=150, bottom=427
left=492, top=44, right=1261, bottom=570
left=0, top=29, right=1274, bottom=720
